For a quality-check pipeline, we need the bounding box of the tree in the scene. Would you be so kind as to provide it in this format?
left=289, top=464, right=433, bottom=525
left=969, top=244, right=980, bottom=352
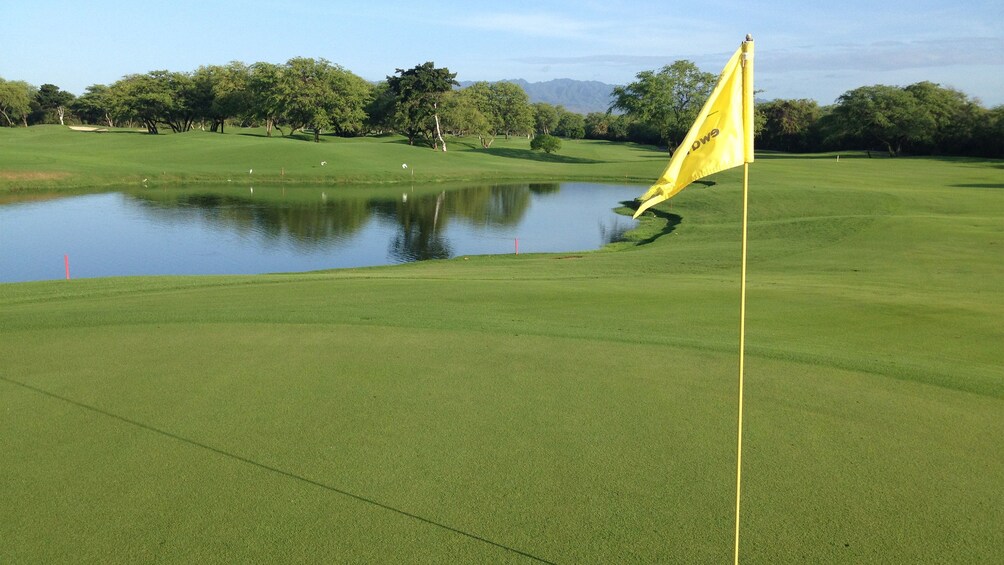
left=0, top=78, right=36, bottom=127
left=274, top=57, right=371, bottom=142
left=247, top=62, right=284, bottom=136
left=584, top=112, right=610, bottom=139
left=194, top=62, right=250, bottom=133
left=439, top=89, right=491, bottom=140
left=611, top=60, right=715, bottom=149
left=159, top=71, right=203, bottom=133
left=533, top=102, right=560, bottom=135
left=757, top=99, right=821, bottom=152
left=364, top=81, right=397, bottom=134
left=972, top=105, right=1004, bottom=158
left=830, top=85, right=934, bottom=156
left=455, top=82, right=496, bottom=147
left=71, top=84, right=116, bottom=127
left=903, top=81, right=981, bottom=154
left=110, top=72, right=172, bottom=134
left=458, top=81, right=533, bottom=148
left=323, top=63, right=372, bottom=137
left=109, top=70, right=206, bottom=134
left=605, top=114, right=632, bottom=141
left=278, top=57, right=337, bottom=141
left=386, top=62, right=458, bottom=150
left=34, top=83, right=75, bottom=125
left=554, top=108, right=585, bottom=139
left=487, top=81, right=534, bottom=139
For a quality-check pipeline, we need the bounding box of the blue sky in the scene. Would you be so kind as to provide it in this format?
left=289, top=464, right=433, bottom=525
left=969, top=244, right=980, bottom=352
left=3, top=0, right=1002, bottom=106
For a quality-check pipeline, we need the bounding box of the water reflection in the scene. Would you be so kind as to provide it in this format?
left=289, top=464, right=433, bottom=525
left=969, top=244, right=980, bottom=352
left=136, top=191, right=372, bottom=247
left=370, top=184, right=538, bottom=261
left=0, top=182, right=639, bottom=282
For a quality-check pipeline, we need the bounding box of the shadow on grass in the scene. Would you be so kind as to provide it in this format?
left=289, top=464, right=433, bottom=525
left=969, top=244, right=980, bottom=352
left=753, top=152, right=1004, bottom=167
left=753, top=152, right=884, bottom=160
left=386, top=137, right=423, bottom=146
left=236, top=132, right=275, bottom=138
left=481, top=147, right=603, bottom=164
left=1, top=376, right=556, bottom=565
left=952, top=183, right=1004, bottom=189
left=623, top=200, right=682, bottom=245
left=576, top=139, right=668, bottom=158
left=928, top=156, right=1004, bottom=168
left=234, top=131, right=317, bottom=142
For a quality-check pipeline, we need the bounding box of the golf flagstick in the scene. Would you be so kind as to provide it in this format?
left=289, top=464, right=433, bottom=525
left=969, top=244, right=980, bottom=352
left=629, top=36, right=754, bottom=563
left=734, top=161, right=750, bottom=565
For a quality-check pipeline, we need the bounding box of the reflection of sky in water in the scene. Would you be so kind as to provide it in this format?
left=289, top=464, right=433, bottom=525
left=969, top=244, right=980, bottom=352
left=446, top=184, right=637, bottom=257
left=0, top=183, right=639, bottom=282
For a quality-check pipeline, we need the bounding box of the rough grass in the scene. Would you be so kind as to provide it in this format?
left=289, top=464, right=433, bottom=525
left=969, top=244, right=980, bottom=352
left=1, top=132, right=1002, bottom=563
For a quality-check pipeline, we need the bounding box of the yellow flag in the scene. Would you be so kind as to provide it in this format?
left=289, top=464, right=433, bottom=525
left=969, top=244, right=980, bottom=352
left=633, top=40, right=754, bottom=218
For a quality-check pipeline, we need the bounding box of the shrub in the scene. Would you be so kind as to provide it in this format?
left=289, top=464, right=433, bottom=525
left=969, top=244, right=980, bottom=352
left=530, top=134, right=561, bottom=154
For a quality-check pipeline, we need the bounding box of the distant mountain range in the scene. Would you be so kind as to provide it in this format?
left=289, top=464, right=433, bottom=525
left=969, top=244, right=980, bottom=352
left=458, top=78, right=618, bottom=115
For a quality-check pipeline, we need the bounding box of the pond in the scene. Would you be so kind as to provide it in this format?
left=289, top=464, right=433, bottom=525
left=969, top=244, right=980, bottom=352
left=0, top=182, right=640, bottom=283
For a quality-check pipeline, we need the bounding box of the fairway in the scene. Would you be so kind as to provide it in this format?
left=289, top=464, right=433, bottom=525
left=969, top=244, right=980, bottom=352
left=2, top=144, right=1003, bottom=562
left=0, top=125, right=668, bottom=193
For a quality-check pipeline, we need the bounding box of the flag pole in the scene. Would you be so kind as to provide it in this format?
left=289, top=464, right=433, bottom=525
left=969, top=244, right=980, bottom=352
left=733, top=35, right=753, bottom=564
left=628, top=37, right=752, bottom=560
left=734, top=161, right=750, bottom=565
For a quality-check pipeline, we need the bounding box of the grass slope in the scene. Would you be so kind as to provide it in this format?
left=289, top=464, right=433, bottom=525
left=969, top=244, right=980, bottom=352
left=1, top=130, right=1003, bottom=563
left=0, top=125, right=666, bottom=193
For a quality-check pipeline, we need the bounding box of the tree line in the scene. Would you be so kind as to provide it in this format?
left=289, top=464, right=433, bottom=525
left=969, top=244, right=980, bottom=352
left=2, top=57, right=1001, bottom=157
left=609, top=62, right=1004, bottom=158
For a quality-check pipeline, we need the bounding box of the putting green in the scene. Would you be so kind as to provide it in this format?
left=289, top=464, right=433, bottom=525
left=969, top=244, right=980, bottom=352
left=2, top=139, right=1002, bottom=562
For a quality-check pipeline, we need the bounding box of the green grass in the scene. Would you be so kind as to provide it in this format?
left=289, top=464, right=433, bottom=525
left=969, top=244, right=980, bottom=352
left=0, top=125, right=666, bottom=194
left=1, top=129, right=1003, bottom=563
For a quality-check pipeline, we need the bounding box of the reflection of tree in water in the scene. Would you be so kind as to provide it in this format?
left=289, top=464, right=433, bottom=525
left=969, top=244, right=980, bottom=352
left=599, top=217, right=635, bottom=244
left=382, top=191, right=452, bottom=261
left=372, top=183, right=541, bottom=261
left=131, top=183, right=546, bottom=260
left=528, top=183, right=560, bottom=195
left=448, top=183, right=538, bottom=227
left=371, top=190, right=464, bottom=261
left=130, top=192, right=371, bottom=249
left=267, top=199, right=370, bottom=244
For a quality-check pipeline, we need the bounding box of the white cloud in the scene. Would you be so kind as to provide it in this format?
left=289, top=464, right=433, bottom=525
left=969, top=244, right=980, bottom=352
left=452, top=11, right=598, bottom=39
left=765, top=37, right=1004, bottom=73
